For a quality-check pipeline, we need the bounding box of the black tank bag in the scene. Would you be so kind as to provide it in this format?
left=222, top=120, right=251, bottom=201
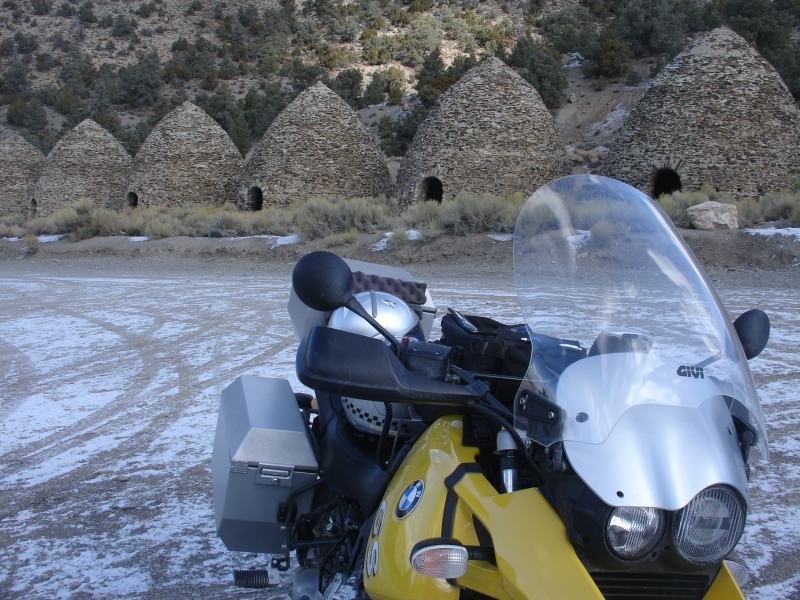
left=439, top=310, right=586, bottom=402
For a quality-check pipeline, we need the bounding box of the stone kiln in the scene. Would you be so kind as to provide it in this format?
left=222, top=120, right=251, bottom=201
left=239, top=82, right=390, bottom=209
left=32, top=120, right=131, bottom=217
left=130, top=102, right=242, bottom=207
left=601, top=27, right=800, bottom=201
left=394, top=57, right=568, bottom=208
left=0, top=130, right=45, bottom=216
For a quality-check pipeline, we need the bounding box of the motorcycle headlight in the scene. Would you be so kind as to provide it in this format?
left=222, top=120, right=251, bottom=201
left=606, top=507, right=665, bottom=560
left=673, top=486, right=746, bottom=564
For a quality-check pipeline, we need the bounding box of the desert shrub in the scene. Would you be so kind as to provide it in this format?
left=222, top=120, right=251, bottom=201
left=35, top=52, right=57, bottom=72
left=55, top=2, right=75, bottom=17
left=6, top=97, right=47, bottom=131
left=760, top=192, right=799, bottom=222
left=656, top=191, right=708, bottom=228
left=186, top=0, right=203, bottom=16
left=135, top=2, right=157, bottom=18
left=31, top=0, right=53, bottom=15
left=13, top=31, right=38, bottom=54
left=585, top=29, right=632, bottom=79
left=111, top=14, right=137, bottom=37
left=388, top=226, right=410, bottom=246
left=378, top=105, right=427, bottom=156
left=78, top=1, right=97, bottom=24
left=401, top=14, right=442, bottom=67
left=116, top=51, right=161, bottom=107
left=316, top=43, right=354, bottom=69
left=506, top=37, right=566, bottom=108
left=322, top=229, right=359, bottom=248
left=362, top=75, right=385, bottom=105
left=540, top=6, right=598, bottom=55
left=403, top=200, right=442, bottom=232
left=24, top=233, right=40, bottom=255
left=330, top=68, right=363, bottom=108
left=735, top=197, right=761, bottom=227
left=362, top=34, right=399, bottom=65
left=294, top=197, right=387, bottom=239
left=426, top=193, right=524, bottom=234
left=26, top=199, right=124, bottom=240
left=0, top=213, right=26, bottom=237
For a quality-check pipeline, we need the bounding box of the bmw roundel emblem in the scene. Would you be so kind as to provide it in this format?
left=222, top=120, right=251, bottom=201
left=395, top=480, right=424, bottom=519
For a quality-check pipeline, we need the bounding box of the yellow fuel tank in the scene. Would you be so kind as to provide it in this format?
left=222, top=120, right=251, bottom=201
left=362, top=416, right=744, bottom=600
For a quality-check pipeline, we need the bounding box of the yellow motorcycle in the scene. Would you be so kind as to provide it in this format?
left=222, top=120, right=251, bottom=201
left=213, top=175, right=769, bottom=599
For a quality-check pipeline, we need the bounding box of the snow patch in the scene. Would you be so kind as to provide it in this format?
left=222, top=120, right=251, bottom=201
left=372, top=229, right=421, bottom=251
left=37, top=234, right=64, bottom=243
left=568, top=229, right=592, bottom=247
left=745, top=227, right=800, bottom=242
left=127, top=236, right=149, bottom=242
left=488, top=233, right=513, bottom=242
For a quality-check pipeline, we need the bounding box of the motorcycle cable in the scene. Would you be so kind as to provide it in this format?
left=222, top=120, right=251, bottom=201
left=465, top=400, right=545, bottom=486
left=376, top=400, right=393, bottom=469
left=450, top=366, right=514, bottom=422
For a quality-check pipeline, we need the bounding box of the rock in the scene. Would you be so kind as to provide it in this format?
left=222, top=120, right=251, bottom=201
left=687, top=201, right=739, bottom=230
left=568, top=92, right=577, bottom=103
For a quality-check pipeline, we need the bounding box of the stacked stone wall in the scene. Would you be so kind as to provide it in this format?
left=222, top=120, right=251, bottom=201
left=601, top=27, right=800, bottom=200
left=240, top=82, right=390, bottom=207
left=0, top=131, right=45, bottom=216
left=395, top=58, right=569, bottom=208
left=33, top=120, right=132, bottom=217
left=130, top=102, right=242, bottom=207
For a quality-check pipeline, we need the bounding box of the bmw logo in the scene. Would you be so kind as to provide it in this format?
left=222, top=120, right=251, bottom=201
left=395, top=480, right=424, bottom=519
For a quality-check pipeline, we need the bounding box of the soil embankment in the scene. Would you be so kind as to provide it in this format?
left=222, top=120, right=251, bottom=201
left=1, top=229, right=799, bottom=274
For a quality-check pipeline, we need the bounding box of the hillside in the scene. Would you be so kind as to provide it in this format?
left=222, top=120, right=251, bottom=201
left=0, top=0, right=798, bottom=163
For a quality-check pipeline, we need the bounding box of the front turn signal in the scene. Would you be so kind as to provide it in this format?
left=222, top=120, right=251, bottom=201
left=410, top=540, right=468, bottom=579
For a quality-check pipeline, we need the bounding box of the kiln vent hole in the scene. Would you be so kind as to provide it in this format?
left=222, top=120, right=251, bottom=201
left=248, top=187, right=264, bottom=211
left=652, top=168, right=682, bottom=199
left=422, top=177, right=443, bottom=203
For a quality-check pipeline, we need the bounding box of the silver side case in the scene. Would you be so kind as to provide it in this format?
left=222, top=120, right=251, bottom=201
left=213, top=375, right=318, bottom=554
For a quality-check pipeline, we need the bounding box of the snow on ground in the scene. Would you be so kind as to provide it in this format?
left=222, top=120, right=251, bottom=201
left=745, top=227, right=800, bottom=242
left=371, top=229, right=420, bottom=251
left=0, top=263, right=797, bottom=598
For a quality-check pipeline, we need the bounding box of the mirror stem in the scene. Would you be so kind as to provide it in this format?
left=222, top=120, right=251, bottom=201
left=345, top=298, right=402, bottom=356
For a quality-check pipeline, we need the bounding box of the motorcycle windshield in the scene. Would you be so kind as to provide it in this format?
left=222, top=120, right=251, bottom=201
left=512, top=176, right=768, bottom=486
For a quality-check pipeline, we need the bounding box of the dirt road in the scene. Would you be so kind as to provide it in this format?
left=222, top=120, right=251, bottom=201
left=0, top=258, right=797, bottom=599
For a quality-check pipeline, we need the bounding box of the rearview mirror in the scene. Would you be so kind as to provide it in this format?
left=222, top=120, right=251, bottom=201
left=292, top=251, right=354, bottom=312
left=733, top=309, right=770, bottom=360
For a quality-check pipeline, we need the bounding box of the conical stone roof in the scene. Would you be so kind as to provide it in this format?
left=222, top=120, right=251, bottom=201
left=32, top=120, right=132, bottom=217
left=239, top=82, right=390, bottom=208
left=0, top=130, right=45, bottom=216
left=130, top=102, right=242, bottom=207
left=394, top=58, right=569, bottom=208
left=601, top=27, right=800, bottom=200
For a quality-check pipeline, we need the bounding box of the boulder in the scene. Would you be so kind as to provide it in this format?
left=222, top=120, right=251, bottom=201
left=687, top=201, right=739, bottom=230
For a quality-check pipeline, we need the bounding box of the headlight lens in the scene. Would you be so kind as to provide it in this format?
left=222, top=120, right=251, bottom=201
left=606, top=506, right=664, bottom=560
left=673, top=486, right=746, bottom=564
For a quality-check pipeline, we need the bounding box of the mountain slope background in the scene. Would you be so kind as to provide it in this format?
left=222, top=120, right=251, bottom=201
left=0, top=0, right=798, bottom=163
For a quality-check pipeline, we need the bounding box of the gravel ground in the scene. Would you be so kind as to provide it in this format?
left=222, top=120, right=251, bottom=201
left=0, top=258, right=797, bottom=599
